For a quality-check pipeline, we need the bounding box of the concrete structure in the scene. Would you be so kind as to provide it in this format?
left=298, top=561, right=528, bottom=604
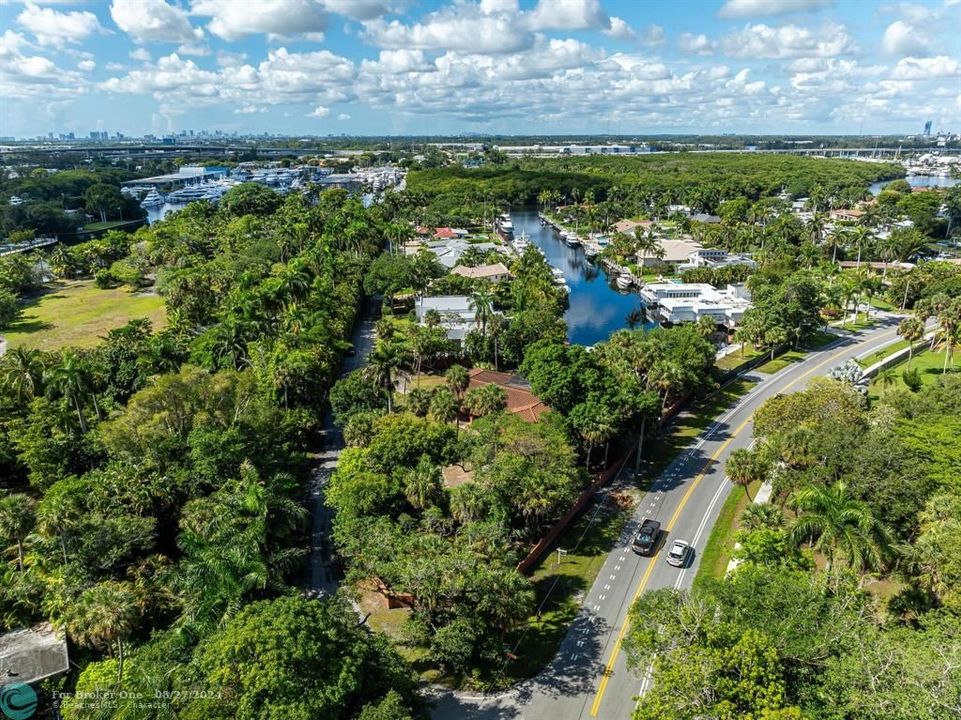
left=640, top=282, right=752, bottom=329
left=414, top=295, right=477, bottom=341
left=0, top=623, right=69, bottom=685
left=451, top=262, right=511, bottom=283
left=682, top=248, right=757, bottom=271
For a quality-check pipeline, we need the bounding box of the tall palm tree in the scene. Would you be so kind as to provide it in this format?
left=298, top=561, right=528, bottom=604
left=364, top=343, right=407, bottom=413
left=726, top=448, right=762, bottom=501
left=45, top=349, right=91, bottom=432
left=469, top=289, right=495, bottom=336
left=824, top=227, right=845, bottom=264
left=429, top=387, right=459, bottom=435
left=66, top=580, right=140, bottom=681
left=444, top=364, right=470, bottom=400
left=788, top=481, right=893, bottom=575
left=0, top=493, right=36, bottom=571
left=0, top=347, right=45, bottom=404
left=897, top=316, right=925, bottom=369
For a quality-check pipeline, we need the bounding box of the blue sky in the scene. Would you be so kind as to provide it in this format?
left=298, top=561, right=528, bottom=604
left=1, top=0, right=959, bottom=138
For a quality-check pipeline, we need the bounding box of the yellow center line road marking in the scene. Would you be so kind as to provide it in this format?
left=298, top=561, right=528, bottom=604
left=587, top=331, right=893, bottom=717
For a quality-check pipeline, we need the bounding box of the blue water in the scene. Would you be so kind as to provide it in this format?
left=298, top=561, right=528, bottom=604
left=869, top=174, right=959, bottom=195
left=511, top=209, right=654, bottom=347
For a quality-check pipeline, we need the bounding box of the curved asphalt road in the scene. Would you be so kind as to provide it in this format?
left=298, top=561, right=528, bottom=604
left=431, top=317, right=905, bottom=720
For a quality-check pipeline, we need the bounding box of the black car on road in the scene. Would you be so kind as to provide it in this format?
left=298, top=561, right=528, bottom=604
left=631, top=519, right=661, bottom=555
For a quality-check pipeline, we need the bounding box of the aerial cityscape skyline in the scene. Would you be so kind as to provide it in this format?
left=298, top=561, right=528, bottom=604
left=2, top=0, right=960, bottom=138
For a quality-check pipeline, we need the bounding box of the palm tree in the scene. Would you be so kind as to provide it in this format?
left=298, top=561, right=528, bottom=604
left=0, top=347, right=45, bottom=404
left=463, top=384, right=507, bottom=418
left=933, top=296, right=961, bottom=374
left=364, top=343, right=407, bottom=413
left=788, top=481, right=893, bottom=575
left=45, top=349, right=92, bottom=432
left=403, top=457, right=441, bottom=510
left=429, top=387, right=459, bottom=434
left=850, top=226, right=872, bottom=269
left=445, top=364, right=470, bottom=400
left=0, top=493, right=36, bottom=571
left=625, top=307, right=644, bottom=330
left=824, top=227, right=845, bottom=264
left=696, top=315, right=716, bottom=340
left=806, top=213, right=827, bottom=245
left=469, top=289, right=495, bottom=336
left=726, top=448, right=761, bottom=501
left=66, top=580, right=140, bottom=681
left=897, top=316, right=924, bottom=368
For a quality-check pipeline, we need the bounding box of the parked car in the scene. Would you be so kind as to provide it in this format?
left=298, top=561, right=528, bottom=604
left=666, top=539, right=693, bottom=568
left=631, top=519, right=661, bottom=556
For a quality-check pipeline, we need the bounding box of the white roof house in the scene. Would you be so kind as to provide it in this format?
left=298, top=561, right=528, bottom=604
left=640, top=283, right=752, bottom=329
left=682, top=248, right=757, bottom=271
left=415, top=295, right=477, bottom=341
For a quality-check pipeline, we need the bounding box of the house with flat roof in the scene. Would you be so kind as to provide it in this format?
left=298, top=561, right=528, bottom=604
left=416, top=238, right=500, bottom=269
left=1, top=623, right=69, bottom=686
left=451, top=262, right=511, bottom=283
left=682, top=248, right=757, bottom=271
left=640, top=283, right=752, bottom=329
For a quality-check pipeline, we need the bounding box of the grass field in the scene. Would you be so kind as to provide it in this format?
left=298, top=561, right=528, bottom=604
left=3, top=280, right=167, bottom=351
left=755, top=349, right=804, bottom=374
left=715, top=344, right=765, bottom=371
left=870, top=345, right=961, bottom=397
left=693, top=478, right=762, bottom=591
left=82, top=219, right=141, bottom=231
left=857, top=338, right=911, bottom=368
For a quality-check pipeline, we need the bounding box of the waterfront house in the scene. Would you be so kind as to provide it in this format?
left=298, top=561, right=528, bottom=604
left=682, top=248, right=757, bottom=270
left=637, top=238, right=704, bottom=268
left=612, top=219, right=654, bottom=235
left=451, top=262, right=512, bottom=283
left=640, top=282, right=752, bottom=330
left=831, top=208, right=865, bottom=222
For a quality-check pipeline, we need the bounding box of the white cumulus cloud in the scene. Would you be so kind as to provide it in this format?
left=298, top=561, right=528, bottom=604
left=718, top=0, right=833, bottom=18
left=890, top=55, right=960, bottom=80
left=308, top=105, right=330, bottom=118
left=881, top=20, right=930, bottom=57
left=17, top=2, right=104, bottom=47
left=721, top=22, right=857, bottom=59
left=190, top=0, right=328, bottom=41
left=110, top=0, right=203, bottom=44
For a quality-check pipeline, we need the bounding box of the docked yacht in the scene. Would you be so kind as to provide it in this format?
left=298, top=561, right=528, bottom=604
left=497, top=213, right=514, bottom=238
left=615, top=271, right=634, bottom=289
left=562, top=231, right=581, bottom=247
left=551, top=267, right=570, bottom=293
left=140, top=190, right=164, bottom=207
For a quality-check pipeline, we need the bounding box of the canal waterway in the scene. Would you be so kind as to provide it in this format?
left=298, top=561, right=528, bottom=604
left=869, top=174, right=958, bottom=195
left=511, top=209, right=653, bottom=347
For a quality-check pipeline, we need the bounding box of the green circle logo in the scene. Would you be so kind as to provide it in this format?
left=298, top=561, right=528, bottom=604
left=0, top=683, right=37, bottom=720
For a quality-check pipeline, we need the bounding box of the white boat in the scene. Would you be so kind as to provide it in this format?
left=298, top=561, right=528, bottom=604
left=584, top=245, right=599, bottom=259
left=8, top=195, right=24, bottom=206
left=140, top=190, right=164, bottom=207
left=615, top=271, right=634, bottom=289
left=562, top=231, right=581, bottom=247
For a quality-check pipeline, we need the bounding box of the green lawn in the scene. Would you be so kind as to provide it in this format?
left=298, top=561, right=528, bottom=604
left=3, top=280, right=167, bottom=351
left=857, top=339, right=911, bottom=368
left=833, top=312, right=876, bottom=332
left=82, top=219, right=140, bottom=231
left=693, top=479, right=762, bottom=591
left=716, top=345, right=765, bottom=371
left=870, top=345, right=961, bottom=397
left=754, top=349, right=805, bottom=374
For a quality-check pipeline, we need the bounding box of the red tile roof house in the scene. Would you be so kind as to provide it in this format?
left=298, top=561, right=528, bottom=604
left=466, top=369, right=549, bottom=422
left=433, top=227, right=458, bottom=240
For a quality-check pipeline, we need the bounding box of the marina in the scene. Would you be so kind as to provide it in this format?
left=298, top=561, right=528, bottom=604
left=510, top=209, right=653, bottom=346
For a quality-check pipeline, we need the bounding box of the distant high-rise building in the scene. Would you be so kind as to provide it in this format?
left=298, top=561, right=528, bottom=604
left=923, top=120, right=932, bottom=136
